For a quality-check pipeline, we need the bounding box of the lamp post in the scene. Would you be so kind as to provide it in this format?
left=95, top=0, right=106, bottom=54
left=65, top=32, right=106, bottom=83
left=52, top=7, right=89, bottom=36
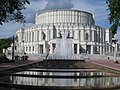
left=12, top=35, right=14, bottom=61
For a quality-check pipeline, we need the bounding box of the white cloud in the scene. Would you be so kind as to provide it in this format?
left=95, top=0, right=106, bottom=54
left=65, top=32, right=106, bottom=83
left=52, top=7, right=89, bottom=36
left=25, top=0, right=48, bottom=12
left=23, top=0, right=48, bottom=23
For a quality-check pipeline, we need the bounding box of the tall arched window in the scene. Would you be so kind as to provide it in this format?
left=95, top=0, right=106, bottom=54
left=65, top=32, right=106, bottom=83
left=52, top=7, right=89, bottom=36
left=37, top=31, right=39, bottom=41
left=32, top=32, right=34, bottom=42
left=41, top=31, right=46, bottom=40
left=29, top=32, right=31, bottom=42
left=53, top=26, right=57, bottom=38
left=86, top=33, right=88, bottom=40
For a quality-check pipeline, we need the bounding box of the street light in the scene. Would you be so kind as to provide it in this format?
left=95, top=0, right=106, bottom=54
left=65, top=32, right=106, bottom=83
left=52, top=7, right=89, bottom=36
left=12, top=35, right=15, bottom=61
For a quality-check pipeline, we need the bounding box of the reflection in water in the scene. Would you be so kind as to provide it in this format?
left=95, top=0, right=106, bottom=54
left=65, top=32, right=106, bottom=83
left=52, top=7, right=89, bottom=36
left=0, top=68, right=120, bottom=87
left=15, top=70, right=113, bottom=76
left=9, top=76, right=120, bottom=86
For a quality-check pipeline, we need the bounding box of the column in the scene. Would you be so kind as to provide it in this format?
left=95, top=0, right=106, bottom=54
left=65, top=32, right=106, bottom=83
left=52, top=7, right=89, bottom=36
left=70, top=30, right=73, bottom=38
left=77, top=44, right=79, bottom=54
left=45, top=29, right=48, bottom=41
left=81, top=29, right=84, bottom=41
left=57, top=29, right=60, bottom=38
left=74, top=30, right=79, bottom=39
left=50, top=30, right=53, bottom=39
left=35, top=44, right=39, bottom=54
left=39, top=30, right=42, bottom=41
left=91, top=45, right=94, bottom=54
left=43, top=44, right=46, bottom=53
left=97, top=46, right=100, bottom=54
left=50, top=44, right=53, bottom=54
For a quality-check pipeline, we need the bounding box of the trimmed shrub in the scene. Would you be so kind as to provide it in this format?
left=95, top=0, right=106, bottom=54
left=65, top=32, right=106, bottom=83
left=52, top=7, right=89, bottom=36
left=0, top=54, right=8, bottom=60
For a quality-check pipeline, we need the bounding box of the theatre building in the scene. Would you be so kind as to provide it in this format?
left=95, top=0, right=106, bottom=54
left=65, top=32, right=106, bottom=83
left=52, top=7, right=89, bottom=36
left=16, top=10, right=113, bottom=55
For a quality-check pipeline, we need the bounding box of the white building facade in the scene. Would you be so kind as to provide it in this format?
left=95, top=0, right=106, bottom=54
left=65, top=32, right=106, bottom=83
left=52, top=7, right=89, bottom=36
left=16, top=10, right=113, bottom=55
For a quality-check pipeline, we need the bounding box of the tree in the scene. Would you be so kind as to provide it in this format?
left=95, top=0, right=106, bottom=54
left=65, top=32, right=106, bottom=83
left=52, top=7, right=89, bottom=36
left=0, top=0, right=30, bottom=25
left=0, top=37, right=12, bottom=54
left=106, top=0, right=120, bottom=37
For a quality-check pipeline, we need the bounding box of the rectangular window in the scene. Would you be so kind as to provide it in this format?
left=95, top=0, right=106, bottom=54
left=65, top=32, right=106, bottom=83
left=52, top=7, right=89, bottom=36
left=95, top=46, right=97, bottom=54
left=37, top=31, right=39, bottom=41
left=53, top=26, right=57, bottom=38
left=33, top=46, right=34, bottom=51
left=52, top=43, right=56, bottom=52
left=74, top=44, right=77, bottom=54
left=32, top=32, right=34, bottom=42
left=29, top=46, right=31, bottom=51
left=29, top=32, right=31, bottom=42
left=40, top=45, right=43, bottom=54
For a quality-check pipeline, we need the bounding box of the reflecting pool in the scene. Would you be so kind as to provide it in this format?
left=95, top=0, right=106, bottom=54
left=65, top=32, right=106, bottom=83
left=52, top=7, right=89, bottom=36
left=0, top=68, right=120, bottom=87
left=0, top=76, right=120, bottom=87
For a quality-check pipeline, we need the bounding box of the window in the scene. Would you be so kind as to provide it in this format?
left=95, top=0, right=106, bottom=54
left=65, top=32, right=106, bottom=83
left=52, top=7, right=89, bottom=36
left=15, top=46, right=17, bottom=50
left=86, top=33, right=88, bottom=40
left=94, top=32, right=97, bottom=42
left=95, top=46, right=97, bottom=54
left=29, top=32, right=31, bottom=42
left=52, top=43, right=56, bottom=52
left=32, top=32, right=34, bottom=42
left=79, top=45, right=81, bottom=54
left=53, top=30, right=56, bottom=38
left=53, top=25, right=57, bottom=38
left=33, top=46, right=34, bottom=51
left=74, top=44, right=77, bottom=54
left=41, top=31, right=46, bottom=40
left=40, top=45, right=43, bottom=54
left=37, top=31, right=39, bottom=41
left=27, top=32, right=28, bottom=42
left=29, top=46, right=31, bottom=51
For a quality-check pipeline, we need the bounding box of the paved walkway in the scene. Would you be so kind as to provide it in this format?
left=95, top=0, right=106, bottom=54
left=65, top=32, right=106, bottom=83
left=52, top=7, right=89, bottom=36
left=91, top=60, right=120, bottom=71
left=0, top=60, right=39, bottom=71
left=0, top=59, right=120, bottom=72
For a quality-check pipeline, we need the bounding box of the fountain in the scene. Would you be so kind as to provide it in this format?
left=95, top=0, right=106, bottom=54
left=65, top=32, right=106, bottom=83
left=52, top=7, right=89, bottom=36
left=52, top=30, right=74, bottom=60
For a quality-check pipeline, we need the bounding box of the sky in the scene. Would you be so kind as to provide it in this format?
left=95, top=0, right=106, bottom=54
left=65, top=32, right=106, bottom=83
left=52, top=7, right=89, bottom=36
left=0, top=0, right=120, bottom=41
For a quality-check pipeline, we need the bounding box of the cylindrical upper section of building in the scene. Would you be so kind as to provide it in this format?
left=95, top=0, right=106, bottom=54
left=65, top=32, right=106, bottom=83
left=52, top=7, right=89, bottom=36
left=35, top=10, right=95, bottom=25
